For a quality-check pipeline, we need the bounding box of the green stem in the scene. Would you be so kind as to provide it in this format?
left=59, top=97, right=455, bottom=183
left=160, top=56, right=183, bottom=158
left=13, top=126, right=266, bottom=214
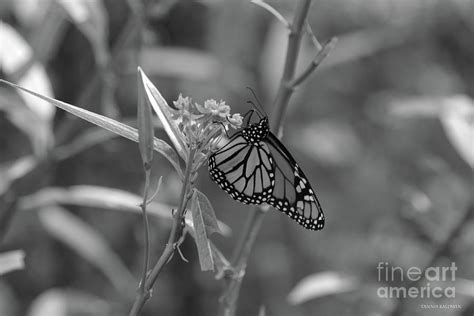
left=129, top=148, right=197, bottom=316
left=218, top=1, right=313, bottom=315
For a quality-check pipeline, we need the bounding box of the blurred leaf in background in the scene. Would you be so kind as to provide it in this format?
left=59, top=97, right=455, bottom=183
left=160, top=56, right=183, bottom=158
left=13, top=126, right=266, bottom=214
left=0, top=250, right=25, bottom=276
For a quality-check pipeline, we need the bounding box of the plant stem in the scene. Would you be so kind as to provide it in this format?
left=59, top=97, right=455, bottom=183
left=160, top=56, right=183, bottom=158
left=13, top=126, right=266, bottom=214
left=218, top=208, right=267, bottom=316
left=271, top=0, right=312, bottom=136
left=138, top=168, right=151, bottom=294
left=129, top=148, right=196, bottom=316
left=218, top=1, right=314, bottom=315
left=291, top=37, right=338, bottom=88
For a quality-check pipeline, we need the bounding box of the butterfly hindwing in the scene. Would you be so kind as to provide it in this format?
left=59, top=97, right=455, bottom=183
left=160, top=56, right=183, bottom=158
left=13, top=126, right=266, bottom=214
left=208, top=135, right=275, bottom=204
left=265, top=132, right=325, bottom=231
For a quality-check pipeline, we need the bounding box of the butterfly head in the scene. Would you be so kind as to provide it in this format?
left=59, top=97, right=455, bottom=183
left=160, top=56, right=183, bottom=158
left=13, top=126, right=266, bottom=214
left=241, top=116, right=270, bottom=144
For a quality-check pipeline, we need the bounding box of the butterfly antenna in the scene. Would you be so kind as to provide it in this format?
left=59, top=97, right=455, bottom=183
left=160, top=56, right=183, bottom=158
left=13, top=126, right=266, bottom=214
left=245, top=101, right=261, bottom=120
left=246, top=87, right=267, bottom=117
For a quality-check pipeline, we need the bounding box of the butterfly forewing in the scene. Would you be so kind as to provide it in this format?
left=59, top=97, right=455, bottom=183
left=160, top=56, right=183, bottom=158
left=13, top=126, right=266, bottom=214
left=209, top=135, right=275, bottom=204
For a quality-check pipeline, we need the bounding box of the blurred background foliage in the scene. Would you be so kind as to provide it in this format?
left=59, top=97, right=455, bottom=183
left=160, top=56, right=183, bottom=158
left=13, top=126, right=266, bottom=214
left=0, top=0, right=473, bottom=315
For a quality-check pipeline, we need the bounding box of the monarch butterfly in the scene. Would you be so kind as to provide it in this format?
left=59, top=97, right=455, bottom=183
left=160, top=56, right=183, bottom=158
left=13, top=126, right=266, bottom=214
left=208, top=100, right=324, bottom=231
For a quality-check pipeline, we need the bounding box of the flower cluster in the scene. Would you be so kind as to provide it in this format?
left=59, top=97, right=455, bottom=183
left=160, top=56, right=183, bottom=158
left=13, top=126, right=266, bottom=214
left=171, top=94, right=242, bottom=161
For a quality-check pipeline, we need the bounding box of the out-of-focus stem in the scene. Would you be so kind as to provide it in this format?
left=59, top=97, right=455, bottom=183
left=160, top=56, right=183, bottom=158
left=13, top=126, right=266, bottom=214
left=271, top=0, right=312, bottom=136
left=389, top=203, right=473, bottom=316
left=218, top=1, right=313, bottom=315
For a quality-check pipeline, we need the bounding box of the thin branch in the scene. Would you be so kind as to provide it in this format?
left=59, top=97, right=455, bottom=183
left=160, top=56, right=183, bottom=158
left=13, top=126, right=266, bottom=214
left=218, top=207, right=267, bottom=316
left=218, top=1, right=317, bottom=315
left=251, top=0, right=290, bottom=28
left=388, top=203, right=474, bottom=316
left=231, top=205, right=269, bottom=265
left=291, top=37, right=337, bottom=88
left=271, top=0, right=312, bottom=136
left=129, top=148, right=197, bottom=316
left=146, top=176, right=163, bottom=204
left=305, top=21, right=322, bottom=51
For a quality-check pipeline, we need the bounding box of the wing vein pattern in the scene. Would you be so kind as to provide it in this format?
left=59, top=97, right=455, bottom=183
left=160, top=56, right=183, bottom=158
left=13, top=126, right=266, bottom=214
left=208, top=118, right=324, bottom=231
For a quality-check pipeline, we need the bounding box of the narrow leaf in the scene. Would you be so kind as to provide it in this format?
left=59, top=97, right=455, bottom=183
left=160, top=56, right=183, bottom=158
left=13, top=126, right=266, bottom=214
left=193, top=189, right=222, bottom=235
left=0, top=250, right=25, bottom=275
left=18, top=185, right=231, bottom=235
left=19, top=185, right=173, bottom=219
left=138, top=68, right=189, bottom=160
left=0, top=80, right=183, bottom=177
left=288, top=272, right=358, bottom=304
left=190, top=190, right=214, bottom=271
left=53, top=117, right=161, bottom=161
left=137, top=69, right=154, bottom=167
left=186, top=228, right=231, bottom=279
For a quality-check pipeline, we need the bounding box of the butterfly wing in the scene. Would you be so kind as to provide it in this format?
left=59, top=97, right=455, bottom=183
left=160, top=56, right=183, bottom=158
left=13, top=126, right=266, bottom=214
left=265, top=132, right=325, bottom=231
left=208, top=134, right=275, bottom=204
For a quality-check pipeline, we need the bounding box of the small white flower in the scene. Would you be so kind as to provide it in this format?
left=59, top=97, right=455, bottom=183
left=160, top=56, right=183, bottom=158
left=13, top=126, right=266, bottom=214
left=228, top=113, right=243, bottom=128
left=170, top=94, right=241, bottom=158
left=173, top=94, right=191, bottom=111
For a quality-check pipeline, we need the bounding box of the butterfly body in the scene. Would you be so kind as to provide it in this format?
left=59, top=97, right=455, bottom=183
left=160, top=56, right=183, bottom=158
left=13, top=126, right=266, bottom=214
left=240, top=117, right=270, bottom=144
left=208, top=115, right=324, bottom=231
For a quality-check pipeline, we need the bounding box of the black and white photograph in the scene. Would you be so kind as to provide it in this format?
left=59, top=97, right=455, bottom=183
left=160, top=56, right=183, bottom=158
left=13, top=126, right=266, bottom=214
left=0, top=0, right=473, bottom=315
